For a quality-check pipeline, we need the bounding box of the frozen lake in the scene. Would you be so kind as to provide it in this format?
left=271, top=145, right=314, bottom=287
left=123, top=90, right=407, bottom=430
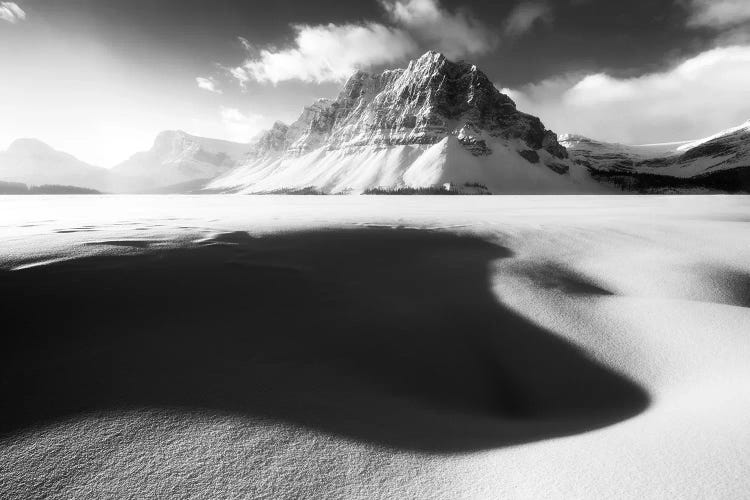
left=2, top=195, right=750, bottom=499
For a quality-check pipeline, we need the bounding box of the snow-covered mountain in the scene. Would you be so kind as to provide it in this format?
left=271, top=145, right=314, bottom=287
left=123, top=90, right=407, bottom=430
left=5, top=53, right=748, bottom=195
left=0, top=139, right=115, bottom=191
left=208, top=51, right=602, bottom=194
left=561, top=120, right=750, bottom=192
left=114, top=130, right=249, bottom=189
left=0, top=132, right=250, bottom=193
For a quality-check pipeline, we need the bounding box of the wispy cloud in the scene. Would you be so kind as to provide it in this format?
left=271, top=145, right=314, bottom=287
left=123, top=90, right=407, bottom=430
left=501, top=45, right=750, bottom=143
left=232, top=23, right=416, bottom=85
left=504, top=1, right=552, bottom=36
left=229, top=0, right=494, bottom=85
left=685, top=0, right=750, bottom=28
left=0, top=2, right=26, bottom=24
left=196, top=76, right=222, bottom=94
left=380, top=0, right=497, bottom=58
left=219, top=107, right=266, bottom=142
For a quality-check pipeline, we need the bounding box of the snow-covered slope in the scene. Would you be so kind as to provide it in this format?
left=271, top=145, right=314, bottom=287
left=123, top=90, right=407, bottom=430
left=561, top=120, right=750, bottom=191
left=0, top=139, right=115, bottom=191
left=209, top=52, right=601, bottom=194
left=114, top=130, right=249, bottom=189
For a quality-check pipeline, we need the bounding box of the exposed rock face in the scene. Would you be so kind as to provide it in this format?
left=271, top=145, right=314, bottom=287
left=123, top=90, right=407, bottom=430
left=246, top=122, right=289, bottom=160
left=245, top=51, right=568, bottom=160
left=212, top=51, right=585, bottom=194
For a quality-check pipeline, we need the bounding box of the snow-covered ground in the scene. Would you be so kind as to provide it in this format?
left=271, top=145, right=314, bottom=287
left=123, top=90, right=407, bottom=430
left=1, top=195, right=750, bottom=499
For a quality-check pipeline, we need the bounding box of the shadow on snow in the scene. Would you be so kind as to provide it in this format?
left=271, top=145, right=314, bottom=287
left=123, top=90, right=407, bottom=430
left=0, top=229, right=648, bottom=452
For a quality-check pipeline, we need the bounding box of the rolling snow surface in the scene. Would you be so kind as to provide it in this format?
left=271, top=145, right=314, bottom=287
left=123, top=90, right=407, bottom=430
left=1, top=195, right=750, bottom=499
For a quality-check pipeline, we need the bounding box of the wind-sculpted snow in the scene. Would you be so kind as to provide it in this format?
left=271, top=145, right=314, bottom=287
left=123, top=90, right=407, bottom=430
left=2, top=195, right=750, bottom=499
left=209, top=51, right=586, bottom=194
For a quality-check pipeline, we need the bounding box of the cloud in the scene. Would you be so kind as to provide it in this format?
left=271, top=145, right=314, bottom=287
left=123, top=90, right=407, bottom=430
left=231, top=0, right=494, bottom=85
left=0, top=2, right=26, bottom=23
left=504, top=1, right=552, bottom=36
left=237, top=36, right=252, bottom=51
left=219, top=107, right=267, bottom=142
left=501, top=45, right=750, bottom=143
left=196, top=76, right=222, bottom=94
left=380, top=0, right=497, bottom=58
left=234, top=22, right=417, bottom=85
left=685, top=0, right=750, bottom=29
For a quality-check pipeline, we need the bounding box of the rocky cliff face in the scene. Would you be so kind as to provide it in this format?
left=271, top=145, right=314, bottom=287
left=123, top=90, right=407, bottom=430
left=247, top=51, right=567, bottom=162
left=215, top=51, right=583, bottom=194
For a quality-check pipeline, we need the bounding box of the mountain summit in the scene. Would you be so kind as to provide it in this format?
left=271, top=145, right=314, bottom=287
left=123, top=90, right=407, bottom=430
left=208, top=51, right=597, bottom=194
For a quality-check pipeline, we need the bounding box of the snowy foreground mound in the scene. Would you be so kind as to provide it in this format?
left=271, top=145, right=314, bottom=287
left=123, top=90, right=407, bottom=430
left=1, top=195, right=750, bottom=498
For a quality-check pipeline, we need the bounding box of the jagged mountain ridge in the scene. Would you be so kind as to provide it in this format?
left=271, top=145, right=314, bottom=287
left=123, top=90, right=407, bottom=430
left=561, top=120, right=750, bottom=192
left=0, top=132, right=250, bottom=193
left=4, top=51, right=748, bottom=194
left=209, top=51, right=596, bottom=194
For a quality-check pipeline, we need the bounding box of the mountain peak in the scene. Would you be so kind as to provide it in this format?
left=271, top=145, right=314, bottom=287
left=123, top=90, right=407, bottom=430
left=407, top=50, right=475, bottom=77
left=414, top=50, right=447, bottom=65
left=236, top=50, right=569, bottom=164
left=208, top=52, right=580, bottom=194
left=7, top=138, right=55, bottom=154
left=155, top=130, right=190, bottom=141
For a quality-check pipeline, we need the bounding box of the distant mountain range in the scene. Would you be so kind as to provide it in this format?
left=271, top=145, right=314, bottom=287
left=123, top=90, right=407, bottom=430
left=0, top=131, right=249, bottom=193
left=1, top=51, right=748, bottom=194
left=560, top=121, right=750, bottom=193
left=0, top=139, right=114, bottom=192
left=112, top=130, right=249, bottom=189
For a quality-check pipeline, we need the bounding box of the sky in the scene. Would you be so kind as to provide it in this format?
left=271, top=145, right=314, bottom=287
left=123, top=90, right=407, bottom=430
left=1, top=0, right=750, bottom=166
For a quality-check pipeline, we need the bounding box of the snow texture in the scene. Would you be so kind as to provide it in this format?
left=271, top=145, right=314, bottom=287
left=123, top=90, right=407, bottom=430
left=1, top=195, right=750, bottom=499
